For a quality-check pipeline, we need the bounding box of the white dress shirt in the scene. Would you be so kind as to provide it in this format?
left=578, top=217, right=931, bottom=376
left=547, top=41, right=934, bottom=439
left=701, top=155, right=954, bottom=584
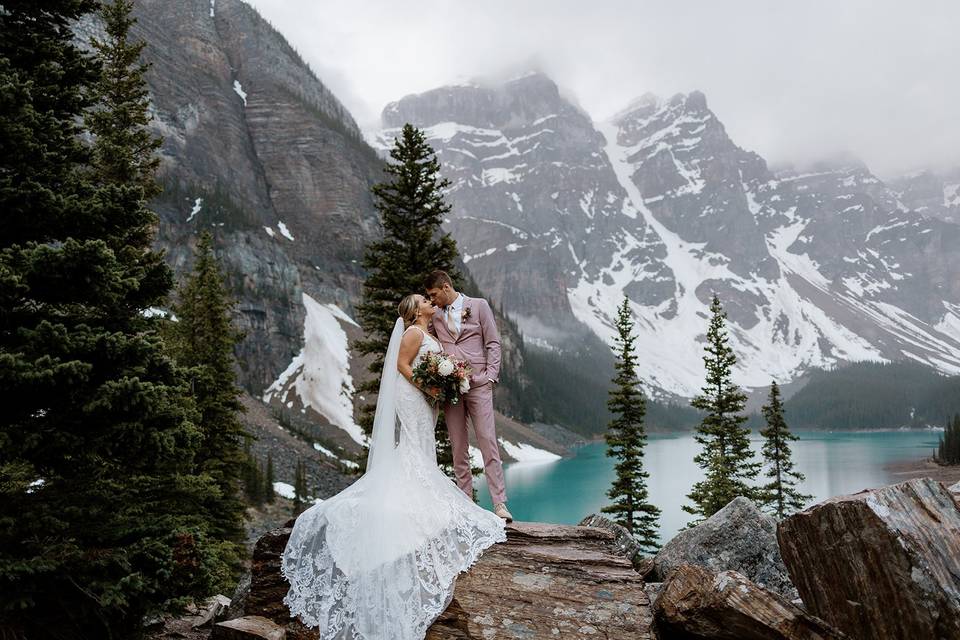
left=445, top=293, right=464, bottom=334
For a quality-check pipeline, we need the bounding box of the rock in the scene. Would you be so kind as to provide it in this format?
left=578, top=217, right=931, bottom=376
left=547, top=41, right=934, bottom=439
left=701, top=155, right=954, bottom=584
left=245, top=528, right=293, bottom=623
left=246, top=522, right=654, bottom=639
left=191, top=594, right=233, bottom=629
left=777, top=477, right=960, bottom=640
left=426, top=522, right=653, bottom=639
left=652, top=496, right=798, bottom=601
left=212, top=616, right=286, bottom=640
left=653, top=564, right=845, bottom=640
left=578, top=513, right=651, bottom=575
left=949, top=480, right=960, bottom=496
left=224, top=572, right=251, bottom=621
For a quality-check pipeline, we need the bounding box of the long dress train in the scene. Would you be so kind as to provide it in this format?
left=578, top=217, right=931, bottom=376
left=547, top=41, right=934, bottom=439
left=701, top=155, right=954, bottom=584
left=280, top=323, right=506, bottom=639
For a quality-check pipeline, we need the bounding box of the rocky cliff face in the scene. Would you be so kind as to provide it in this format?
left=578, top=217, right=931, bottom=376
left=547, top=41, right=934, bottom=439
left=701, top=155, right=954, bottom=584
left=127, top=0, right=381, bottom=393
left=377, top=74, right=960, bottom=397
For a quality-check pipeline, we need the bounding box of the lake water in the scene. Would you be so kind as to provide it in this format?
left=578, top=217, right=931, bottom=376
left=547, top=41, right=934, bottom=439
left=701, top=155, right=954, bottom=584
left=476, top=430, right=942, bottom=544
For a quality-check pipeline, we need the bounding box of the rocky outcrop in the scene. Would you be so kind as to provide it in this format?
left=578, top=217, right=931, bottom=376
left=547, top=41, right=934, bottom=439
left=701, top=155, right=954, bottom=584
left=777, top=478, right=960, bottom=640
left=654, top=564, right=845, bottom=640
left=578, top=513, right=651, bottom=574
left=236, top=521, right=653, bottom=639
left=652, top=496, right=798, bottom=601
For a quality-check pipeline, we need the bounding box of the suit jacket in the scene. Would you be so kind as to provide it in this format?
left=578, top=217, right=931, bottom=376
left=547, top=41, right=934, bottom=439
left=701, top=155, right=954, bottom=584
left=431, top=295, right=502, bottom=386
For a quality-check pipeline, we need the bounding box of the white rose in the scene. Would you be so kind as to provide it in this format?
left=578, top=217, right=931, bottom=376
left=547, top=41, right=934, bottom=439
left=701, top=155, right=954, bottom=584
left=459, top=380, right=470, bottom=393
left=438, top=359, right=455, bottom=377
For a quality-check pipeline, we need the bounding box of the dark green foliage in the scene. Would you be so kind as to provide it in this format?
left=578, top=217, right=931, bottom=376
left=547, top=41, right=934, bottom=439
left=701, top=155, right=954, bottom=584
left=782, top=361, right=960, bottom=430
left=758, top=382, right=810, bottom=518
left=0, top=1, right=232, bottom=636
left=935, top=415, right=960, bottom=465
left=166, top=232, right=249, bottom=567
left=355, top=124, right=460, bottom=467
left=602, top=299, right=660, bottom=552
left=522, top=340, right=701, bottom=435
left=684, top=295, right=760, bottom=524
left=241, top=438, right=266, bottom=505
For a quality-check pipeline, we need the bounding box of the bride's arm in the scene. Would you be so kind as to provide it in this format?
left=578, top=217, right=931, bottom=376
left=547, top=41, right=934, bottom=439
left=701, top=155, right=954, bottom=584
left=397, top=329, right=422, bottom=383
left=397, top=329, right=436, bottom=395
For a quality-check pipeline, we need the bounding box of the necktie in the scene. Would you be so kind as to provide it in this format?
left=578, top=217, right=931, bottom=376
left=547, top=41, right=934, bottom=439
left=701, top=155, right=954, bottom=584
left=446, top=306, right=458, bottom=336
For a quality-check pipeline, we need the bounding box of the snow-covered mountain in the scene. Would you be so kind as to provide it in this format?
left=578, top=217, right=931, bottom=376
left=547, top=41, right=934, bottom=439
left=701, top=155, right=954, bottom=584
left=375, top=74, right=960, bottom=398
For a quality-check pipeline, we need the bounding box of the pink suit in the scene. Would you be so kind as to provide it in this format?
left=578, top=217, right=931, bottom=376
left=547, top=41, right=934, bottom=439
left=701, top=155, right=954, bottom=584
left=430, top=296, right=507, bottom=505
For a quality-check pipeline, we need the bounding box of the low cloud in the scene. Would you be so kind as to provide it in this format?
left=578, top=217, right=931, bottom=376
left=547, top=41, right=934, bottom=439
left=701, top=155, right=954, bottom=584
left=247, top=0, right=960, bottom=178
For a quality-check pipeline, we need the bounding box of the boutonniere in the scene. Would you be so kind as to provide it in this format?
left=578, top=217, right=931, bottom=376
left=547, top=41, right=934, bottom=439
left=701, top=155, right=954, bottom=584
left=461, top=307, right=472, bottom=322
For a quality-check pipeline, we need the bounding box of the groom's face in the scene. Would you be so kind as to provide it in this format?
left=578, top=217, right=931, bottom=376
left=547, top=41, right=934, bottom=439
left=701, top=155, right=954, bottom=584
left=426, top=283, right=453, bottom=308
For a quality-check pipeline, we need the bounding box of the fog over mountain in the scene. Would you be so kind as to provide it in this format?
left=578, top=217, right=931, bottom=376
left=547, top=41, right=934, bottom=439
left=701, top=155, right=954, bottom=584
left=246, top=0, right=960, bottom=178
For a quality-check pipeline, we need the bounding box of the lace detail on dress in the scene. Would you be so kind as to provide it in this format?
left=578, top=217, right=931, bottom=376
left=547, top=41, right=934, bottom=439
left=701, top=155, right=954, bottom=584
left=280, top=325, right=506, bottom=640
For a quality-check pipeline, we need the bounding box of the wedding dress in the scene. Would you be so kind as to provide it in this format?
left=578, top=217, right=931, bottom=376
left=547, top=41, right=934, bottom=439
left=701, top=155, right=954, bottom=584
left=281, top=319, right=506, bottom=639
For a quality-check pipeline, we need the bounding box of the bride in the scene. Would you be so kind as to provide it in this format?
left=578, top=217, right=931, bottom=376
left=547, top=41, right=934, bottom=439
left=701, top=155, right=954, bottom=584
left=280, top=293, right=507, bottom=639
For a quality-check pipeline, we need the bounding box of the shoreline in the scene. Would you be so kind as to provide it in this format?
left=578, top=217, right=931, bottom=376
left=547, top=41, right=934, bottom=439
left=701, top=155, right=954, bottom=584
left=884, top=456, right=960, bottom=487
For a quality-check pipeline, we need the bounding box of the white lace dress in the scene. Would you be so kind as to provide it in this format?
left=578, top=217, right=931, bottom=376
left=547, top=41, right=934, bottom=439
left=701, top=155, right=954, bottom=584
left=281, top=327, right=506, bottom=639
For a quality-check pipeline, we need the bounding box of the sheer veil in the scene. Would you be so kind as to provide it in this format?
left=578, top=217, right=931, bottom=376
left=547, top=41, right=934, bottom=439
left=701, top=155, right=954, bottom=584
left=365, top=317, right=404, bottom=472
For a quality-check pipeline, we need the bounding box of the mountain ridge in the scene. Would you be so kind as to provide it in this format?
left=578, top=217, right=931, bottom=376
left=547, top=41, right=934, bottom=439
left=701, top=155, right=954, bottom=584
left=375, top=72, right=960, bottom=398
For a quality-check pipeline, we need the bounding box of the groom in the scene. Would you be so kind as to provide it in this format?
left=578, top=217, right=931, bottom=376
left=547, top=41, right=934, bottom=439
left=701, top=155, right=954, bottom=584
left=424, top=270, right=513, bottom=522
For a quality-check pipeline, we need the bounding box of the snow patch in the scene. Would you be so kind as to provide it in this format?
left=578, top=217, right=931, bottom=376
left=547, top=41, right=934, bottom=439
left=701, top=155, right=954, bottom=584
left=209, top=0, right=215, bottom=17
left=264, top=226, right=275, bottom=238
left=187, top=197, right=202, bottom=222
left=498, top=438, right=561, bottom=463
left=263, top=293, right=365, bottom=445
left=233, top=80, right=247, bottom=106
left=277, top=220, right=295, bottom=241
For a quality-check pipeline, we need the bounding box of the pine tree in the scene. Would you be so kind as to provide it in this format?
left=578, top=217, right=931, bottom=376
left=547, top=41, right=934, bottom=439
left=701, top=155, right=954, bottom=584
left=265, top=452, right=276, bottom=503
left=684, top=295, right=760, bottom=524
left=758, top=382, right=811, bottom=518
left=936, top=414, right=960, bottom=465
left=167, top=232, right=249, bottom=564
left=355, top=124, right=460, bottom=468
left=1, top=2, right=229, bottom=636
left=602, top=299, right=660, bottom=552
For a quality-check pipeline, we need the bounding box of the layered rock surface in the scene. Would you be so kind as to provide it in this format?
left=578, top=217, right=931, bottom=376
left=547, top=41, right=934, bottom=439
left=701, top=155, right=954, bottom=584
left=777, top=477, right=960, bottom=640
left=236, top=521, right=654, bottom=639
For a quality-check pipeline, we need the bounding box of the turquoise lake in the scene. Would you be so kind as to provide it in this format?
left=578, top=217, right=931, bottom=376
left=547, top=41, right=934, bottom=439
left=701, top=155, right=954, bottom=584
left=476, top=430, right=942, bottom=543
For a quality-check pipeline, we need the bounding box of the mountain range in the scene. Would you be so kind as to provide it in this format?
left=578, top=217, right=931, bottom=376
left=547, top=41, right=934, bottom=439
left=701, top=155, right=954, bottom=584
left=375, top=74, right=960, bottom=399
left=79, top=0, right=960, bottom=444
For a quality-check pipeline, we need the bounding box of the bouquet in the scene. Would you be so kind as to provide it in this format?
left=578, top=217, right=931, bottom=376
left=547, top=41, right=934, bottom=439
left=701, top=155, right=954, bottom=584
left=412, top=352, right=472, bottom=406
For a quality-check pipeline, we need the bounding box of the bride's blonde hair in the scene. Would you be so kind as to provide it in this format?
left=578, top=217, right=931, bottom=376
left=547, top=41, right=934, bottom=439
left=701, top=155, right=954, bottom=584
left=397, top=294, right=421, bottom=329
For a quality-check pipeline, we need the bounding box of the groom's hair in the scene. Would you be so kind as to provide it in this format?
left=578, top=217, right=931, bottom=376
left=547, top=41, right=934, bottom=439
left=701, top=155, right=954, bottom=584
left=424, top=270, right=453, bottom=290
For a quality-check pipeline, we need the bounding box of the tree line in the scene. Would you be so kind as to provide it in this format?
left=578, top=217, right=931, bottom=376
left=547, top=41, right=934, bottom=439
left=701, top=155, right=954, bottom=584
left=603, top=295, right=810, bottom=552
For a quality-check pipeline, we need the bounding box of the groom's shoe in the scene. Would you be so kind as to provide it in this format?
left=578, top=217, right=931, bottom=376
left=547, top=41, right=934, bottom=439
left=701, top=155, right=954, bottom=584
left=494, top=502, right=513, bottom=523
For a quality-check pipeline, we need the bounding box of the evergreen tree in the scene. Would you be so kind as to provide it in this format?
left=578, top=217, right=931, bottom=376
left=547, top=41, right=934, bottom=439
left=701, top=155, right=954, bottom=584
left=758, top=382, right=810, bottom=518
left=936, top=414, right=960, bottom=465
left=241, top=439, right=265, bottom=505
left=1, top=2, right=229, bottom=637
left=355, top=124, right=460, bottom=468
left=167, top=232, right=249, bottom=564
left=265, top=452, right=276, bottom=503
left=602, top=299, right=660, bottom=552
left=684, top=295, right=760, bottom=523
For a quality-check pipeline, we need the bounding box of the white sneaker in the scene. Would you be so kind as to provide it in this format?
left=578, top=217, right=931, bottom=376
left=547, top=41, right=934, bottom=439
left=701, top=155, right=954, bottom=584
left=494, top=502, right=513, bottom=522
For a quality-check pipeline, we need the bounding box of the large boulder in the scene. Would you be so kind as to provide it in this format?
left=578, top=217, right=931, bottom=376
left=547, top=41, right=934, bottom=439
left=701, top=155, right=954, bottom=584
left=245, top=521, right=654, bottom=639
left=777, top=477, right=960, bottom=640
left=653, top=496, right=798, bottom=601
left=653, top=563, right=846, bottom=640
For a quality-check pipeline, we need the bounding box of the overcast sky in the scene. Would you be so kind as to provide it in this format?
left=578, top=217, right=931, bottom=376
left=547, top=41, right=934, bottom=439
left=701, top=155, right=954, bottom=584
left=245, top=0, right=959, bottom=178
